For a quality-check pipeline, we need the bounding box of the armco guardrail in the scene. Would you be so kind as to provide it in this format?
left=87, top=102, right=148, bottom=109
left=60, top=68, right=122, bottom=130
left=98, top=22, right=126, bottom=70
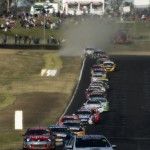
left=0, top=44, right=61, bottom=50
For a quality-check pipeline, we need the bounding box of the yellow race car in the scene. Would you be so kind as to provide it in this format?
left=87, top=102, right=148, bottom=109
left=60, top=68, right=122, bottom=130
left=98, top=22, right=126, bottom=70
left=70, top=126, right=85, bottom=136
left=63, top=120, right=85, bottom=136
left=101, top=60, right=116, bottom=72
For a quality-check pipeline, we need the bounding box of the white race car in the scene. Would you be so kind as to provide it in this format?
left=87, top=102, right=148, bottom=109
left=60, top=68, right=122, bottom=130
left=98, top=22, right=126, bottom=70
left=87, top=97, right=109, bottom=111
left=82, top=100, right=104, bottom=113
left=91, top=73, right=107, bottom=83
left=84, top=47, right=96, bottom=56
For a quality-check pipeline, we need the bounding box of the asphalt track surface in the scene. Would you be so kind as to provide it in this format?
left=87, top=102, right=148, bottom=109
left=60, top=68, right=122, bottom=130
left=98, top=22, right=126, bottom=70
left=65, top=55, right=150, bottom=150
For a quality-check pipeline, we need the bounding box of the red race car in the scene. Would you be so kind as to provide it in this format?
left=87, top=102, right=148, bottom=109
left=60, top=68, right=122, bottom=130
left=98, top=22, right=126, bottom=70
left=111, top=30, right=128, bottom=44
left=22, top=127, right=55, bottom=150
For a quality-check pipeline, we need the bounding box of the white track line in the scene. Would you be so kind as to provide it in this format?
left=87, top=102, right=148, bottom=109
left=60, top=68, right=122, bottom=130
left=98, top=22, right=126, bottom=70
left=56, top=57, right=86, bottom=125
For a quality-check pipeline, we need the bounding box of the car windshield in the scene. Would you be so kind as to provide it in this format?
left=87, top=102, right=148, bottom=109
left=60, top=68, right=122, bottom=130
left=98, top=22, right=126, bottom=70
left=51, top=128, right=67, bottom=133
left=89, top=94, right=103, bottom=97
left=104, top=63, right=113, bottom=66
left=33, top=5, right=44, bottom=9
left=63, top=122, right=80, bottom=126
left=85, top=48, right=95, bottom=51
left=26, top=129, right=50, bottom=135
left=100, top=98, right=107, bottom=102
left=94, top=80, right=108, bottom=85
left=88, top=87, right=100, bottom=91
left=93, top=69, right=104, bottom=73
left=89, top=97, right=106, bottom=101
left=45, top=5, right=53, bottom=9
left=87, top=101, right=100, bottom=104
left=92, top=74, right=104, bottom=77
left=62, top=117, right=76, bottom=122
left=70, top=128, right=82, bottom=132
left=76, top=137, right=110, bottom=148
left=76, top=111, right=91, bottom=115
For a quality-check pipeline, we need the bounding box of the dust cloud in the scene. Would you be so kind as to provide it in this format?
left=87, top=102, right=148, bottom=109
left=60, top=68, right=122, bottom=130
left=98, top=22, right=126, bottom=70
left=59, top=16, right=118, bottom=57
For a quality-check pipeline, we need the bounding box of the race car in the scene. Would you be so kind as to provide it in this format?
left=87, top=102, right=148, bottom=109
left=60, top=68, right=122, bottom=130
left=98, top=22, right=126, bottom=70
left=82, top=100, right=104, bottom=113
left=48, top=125, right=73, bottom=146
left=64, top=135, right=117, bottom=150
left=87, top=91, right=107, bottom=100
left=22, top=127, right=55, bottom=150
left=68, top=126, right=85, bottom=136
left=84, top=47, right=96, bottom=56
left=91, top=73, right=108, bottom=83
left=92, top=71, right=107, bottom=78
left=100, top=60, right=116, bottom=72
left=92, top=64, right=103, bottom=69
left=91, top=78, right=109, bottom=89
left=76, top=108, right=100, bottom=124
left=86, top=91, right=107, bottom=100
left=92, top=49, right=106, bottom=59
left=90, top=81, right=109, bottom=91
left=85, top=85, right=106, bottom=99
left=96, top=55, right=109, bottom=64
left=58, top=115, right=80, bottom=126
left=86, top=97, right=109, bottom=112
left=111, top=30, right=128, bottom=44
left=62, top=120, right=85, bottom=135
left=91, top=67, right=106, bottom=75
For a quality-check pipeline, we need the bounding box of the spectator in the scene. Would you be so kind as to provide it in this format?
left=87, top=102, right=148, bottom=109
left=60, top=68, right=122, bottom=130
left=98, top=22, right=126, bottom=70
left=0, top=24, right=5, bottom=30
left=56, top=11, right=61, bottom=18
left=141, top=14, right=145, bottom=22
left=29, top=36, right=32, bottom=44
left=14, top=34, right=18, bottom=44
left=50, top=35, right=54, bottom=44
left=32, top=36, right=35, bottom=44
left=2, top=35, right=8, bottom=44
left=47, top=38, right=50, bottom=44
left=23, top=36, right=28, bottom=44
left=18, top=35, right=22, bottom=44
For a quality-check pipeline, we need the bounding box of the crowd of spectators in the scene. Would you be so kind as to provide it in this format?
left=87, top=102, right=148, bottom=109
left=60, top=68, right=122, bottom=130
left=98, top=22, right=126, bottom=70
left=0, top=9, right=62, bottom=45
left=134, top=9, right=150, bottom=22
left=0, top=14, right=16, bottom=31
left=121, top=9, right=150, bottom=22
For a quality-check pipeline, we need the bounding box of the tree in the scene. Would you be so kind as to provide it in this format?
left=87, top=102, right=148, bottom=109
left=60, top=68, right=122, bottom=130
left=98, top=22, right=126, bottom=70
left=0, top=0, right=8, bottom=12
left=0, top=0, right=16, bottom=12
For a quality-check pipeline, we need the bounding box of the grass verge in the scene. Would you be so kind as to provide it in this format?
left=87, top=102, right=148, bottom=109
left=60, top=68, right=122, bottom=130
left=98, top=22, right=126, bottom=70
left=0, top=50, right=82, bottom=150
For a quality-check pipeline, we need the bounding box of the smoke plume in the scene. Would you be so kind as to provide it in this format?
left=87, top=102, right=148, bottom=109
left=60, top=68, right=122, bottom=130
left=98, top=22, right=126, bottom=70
left=59, top=16, right=117, bottom=57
